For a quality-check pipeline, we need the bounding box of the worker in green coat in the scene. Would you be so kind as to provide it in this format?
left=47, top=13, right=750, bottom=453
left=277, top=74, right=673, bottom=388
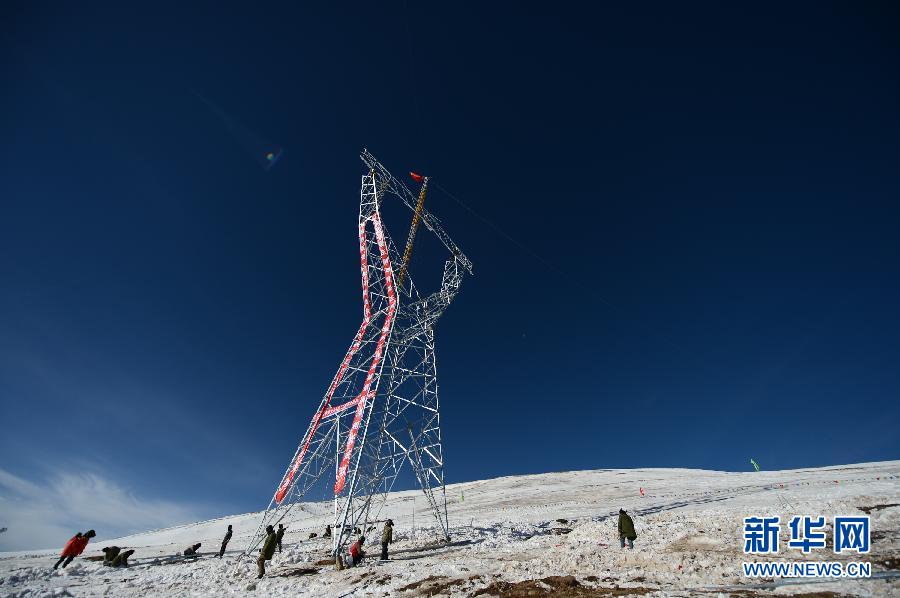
left=110, top=549, right=135, bottom=568
left=380, top=519, right=393, bottom=560
left=618, top=509, right=637, bottom=549
left=257, top=525, right=277, bottom=579
left=102, top=546, right=121, bottom=565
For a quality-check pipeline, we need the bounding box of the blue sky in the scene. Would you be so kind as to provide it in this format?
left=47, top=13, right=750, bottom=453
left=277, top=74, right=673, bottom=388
left=2, top=2, right=899, bottom=550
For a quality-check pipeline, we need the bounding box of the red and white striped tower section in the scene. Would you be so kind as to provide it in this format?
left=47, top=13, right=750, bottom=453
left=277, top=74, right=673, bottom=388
left=246, top=150, right=473, bottom=562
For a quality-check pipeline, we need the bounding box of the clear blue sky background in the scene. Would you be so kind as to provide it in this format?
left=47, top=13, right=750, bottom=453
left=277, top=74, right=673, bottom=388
left=1, top=2, right=899, bottom=548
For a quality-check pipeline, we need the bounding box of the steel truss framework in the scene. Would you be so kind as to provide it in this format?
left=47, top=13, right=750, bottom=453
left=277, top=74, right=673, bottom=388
left=246, top=150, right=472, bottom=560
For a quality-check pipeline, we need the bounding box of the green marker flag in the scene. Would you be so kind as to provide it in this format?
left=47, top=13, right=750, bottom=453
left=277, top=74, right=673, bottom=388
left=461, top=491, right=464, bottom=502
left=750, top=458, right=760, bottom=472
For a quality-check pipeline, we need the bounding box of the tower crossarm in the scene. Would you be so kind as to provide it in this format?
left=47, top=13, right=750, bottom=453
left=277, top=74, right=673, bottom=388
left=397, top=257, right=464, bottom=343
left=361, top=149, right=473, bottom=275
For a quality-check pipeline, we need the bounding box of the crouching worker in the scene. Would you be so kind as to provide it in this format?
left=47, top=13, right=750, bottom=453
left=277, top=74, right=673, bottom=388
left=348, top=536, right=365, bottom=567
left=102, top=546, right=121, bottom=565
left=53, top=530, right=96, bottom=570
left=256, top=525, right=277, bottom=579
left=618, top=509, right=637, bottom=549
left=183, top=543, right=201, bottom=556
left=110, top=549, right=135, bottom=568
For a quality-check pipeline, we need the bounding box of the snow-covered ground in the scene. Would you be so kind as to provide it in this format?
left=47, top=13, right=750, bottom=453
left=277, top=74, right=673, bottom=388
left=2, top=461, right=898, bottom=597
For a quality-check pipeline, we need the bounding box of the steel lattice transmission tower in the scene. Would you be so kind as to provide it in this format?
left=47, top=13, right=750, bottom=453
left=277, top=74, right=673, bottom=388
left=246, top=150, right=472, bottom=561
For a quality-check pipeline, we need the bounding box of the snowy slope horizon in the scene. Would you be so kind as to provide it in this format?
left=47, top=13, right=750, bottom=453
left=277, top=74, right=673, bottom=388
left=1, top=460, right=898, bottom=596
left=75, top=460, right=900, bottom=550
left=4, top=460, right=896, bottom=554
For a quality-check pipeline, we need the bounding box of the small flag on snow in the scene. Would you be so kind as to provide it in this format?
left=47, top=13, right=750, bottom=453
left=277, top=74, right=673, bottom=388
left=639, top=487, right=645, bottom=497
left=410, top=172, right=425, bottom=184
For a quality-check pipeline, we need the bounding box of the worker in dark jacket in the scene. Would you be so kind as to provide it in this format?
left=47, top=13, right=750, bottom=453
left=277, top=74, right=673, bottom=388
left=53, top=530, right=96, bottom=569
left=324, top=524, right=332, bottom=538
left=276, top=523, right=286, bottom=553
left=380, top=520, right=393, bottom=560
left=183, top=543, right=202, bottom=556
left=110, top=549, right=135, bottom=568
left=101, top=546, right=121, bottom=565
left=618, top=509, right=637, bottom=549
left=218, top=525, right=233, bottom=558
left=257, top=525, right=278, bottom=578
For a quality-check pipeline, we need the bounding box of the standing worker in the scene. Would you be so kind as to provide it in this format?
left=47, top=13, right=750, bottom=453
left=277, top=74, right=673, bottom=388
left=218, top=525, right=233, bottom=558
left=618, top=509, right=637, bottom=549
left=380, top=519, right=393, bottom=561
left=52, top=530, right=96, bottom=570
left=276, top=523, right=286, bottom=553
left=256, top=525, right=277, bottom=579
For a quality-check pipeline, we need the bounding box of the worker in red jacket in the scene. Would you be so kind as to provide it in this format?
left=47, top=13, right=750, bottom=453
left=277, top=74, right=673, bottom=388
left=53, top=530, right=96, bottom=569
left=348, top=536, right=365, bottom=567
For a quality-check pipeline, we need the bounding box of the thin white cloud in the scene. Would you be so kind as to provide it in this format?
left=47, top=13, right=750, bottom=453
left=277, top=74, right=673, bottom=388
left=0, top=466, right=207, bottom=552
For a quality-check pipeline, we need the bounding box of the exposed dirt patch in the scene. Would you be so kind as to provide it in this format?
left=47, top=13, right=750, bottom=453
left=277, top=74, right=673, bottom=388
left=357, top=573, right=392, bottom=589
left=470, top=575, right=653, bottom=597
left=398, top=575, right=482, bottom=595
left=274, top=566, right=318, bottom=578
left=313, top=558, right=335, bottom=566
left=397, top=575, right=446, bottom=591
left=873, top=556, right=900, bottom=570
left=858, top=503, right=899, bottom=514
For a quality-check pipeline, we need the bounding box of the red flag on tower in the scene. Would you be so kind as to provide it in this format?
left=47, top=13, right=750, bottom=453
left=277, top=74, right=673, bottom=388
left=410, top=172, right=425, bottom=184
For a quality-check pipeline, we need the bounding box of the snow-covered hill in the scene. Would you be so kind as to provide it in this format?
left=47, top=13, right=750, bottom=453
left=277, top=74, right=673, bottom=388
left=2, top=461, right=898, bottom=596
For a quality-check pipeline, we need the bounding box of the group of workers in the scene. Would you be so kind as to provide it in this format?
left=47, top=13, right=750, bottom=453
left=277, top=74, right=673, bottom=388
left=52, top=531, right=134, bottom=570
left=344, top=518, right=393, bottom=568
left=255, top=519, right=394, bottom=578
left=50, top=524, right=236, bottom=571
left=50, top=512, right=638, bottom=579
